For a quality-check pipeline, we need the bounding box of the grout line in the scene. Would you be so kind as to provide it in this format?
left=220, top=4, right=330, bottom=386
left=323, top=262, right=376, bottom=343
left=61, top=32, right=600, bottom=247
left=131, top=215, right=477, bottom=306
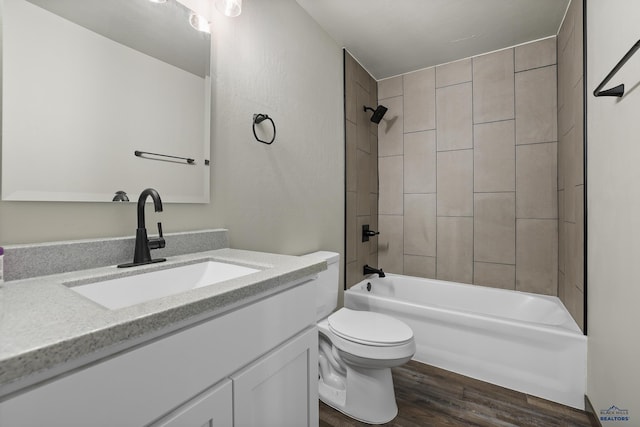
left=513, top=47, right=518, bottom=292
left=403, top=128, right=436, bottom=135
left=404, top=191, right=437, bottom=195
left=473, top=117, right=516, bottom=126
left=435, top=79, right=473, bottom=90
left=435, top=147, right=474, bottom=154
left=517, top=139, right=559, bottom=147
left=514, top=63, right=558, bottom=74
left=475, top=261, right=517, bottom=267
left=474, top=190, right=517, bottom=194
left=434, top=71, right=438, bottom=280
left=471, top=59, right=475, bottom=285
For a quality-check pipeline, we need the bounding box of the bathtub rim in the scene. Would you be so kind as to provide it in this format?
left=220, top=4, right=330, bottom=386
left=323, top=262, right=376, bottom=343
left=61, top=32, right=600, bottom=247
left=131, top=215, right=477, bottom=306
left=347, top=273, right=584, bottom=337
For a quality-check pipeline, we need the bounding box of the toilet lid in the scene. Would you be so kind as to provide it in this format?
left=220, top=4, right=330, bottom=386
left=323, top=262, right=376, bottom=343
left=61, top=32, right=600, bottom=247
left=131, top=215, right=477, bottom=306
left=328, top=308, right=413, bottom=346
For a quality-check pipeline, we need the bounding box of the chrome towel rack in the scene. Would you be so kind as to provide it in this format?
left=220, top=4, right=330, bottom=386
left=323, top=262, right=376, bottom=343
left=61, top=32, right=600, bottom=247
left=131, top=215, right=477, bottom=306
left=593, top=39, right=640, bottom=97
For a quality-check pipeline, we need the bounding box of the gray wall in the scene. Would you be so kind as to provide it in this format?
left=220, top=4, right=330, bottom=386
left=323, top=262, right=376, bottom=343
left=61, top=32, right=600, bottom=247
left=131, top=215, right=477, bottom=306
left=587, top=0, right=640, bottom=422
left=376, top=38, right=559, bottom=295
left=0, top=0, right=344, bottom=287
left=207, top=0, right=344, bottom=260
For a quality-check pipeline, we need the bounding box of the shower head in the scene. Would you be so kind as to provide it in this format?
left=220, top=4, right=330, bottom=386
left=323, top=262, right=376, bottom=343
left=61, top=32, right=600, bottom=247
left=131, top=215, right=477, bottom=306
left=363, top=105, right=388, bottom=124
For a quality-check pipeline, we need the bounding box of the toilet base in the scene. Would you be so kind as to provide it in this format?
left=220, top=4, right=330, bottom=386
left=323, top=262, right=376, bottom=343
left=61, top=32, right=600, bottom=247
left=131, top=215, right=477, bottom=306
left=319, top=364, right=398, bottom=425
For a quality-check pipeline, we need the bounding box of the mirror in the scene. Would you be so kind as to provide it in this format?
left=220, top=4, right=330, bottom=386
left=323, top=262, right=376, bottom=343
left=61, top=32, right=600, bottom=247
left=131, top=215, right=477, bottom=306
left=1, top=0, right=211, bottom=202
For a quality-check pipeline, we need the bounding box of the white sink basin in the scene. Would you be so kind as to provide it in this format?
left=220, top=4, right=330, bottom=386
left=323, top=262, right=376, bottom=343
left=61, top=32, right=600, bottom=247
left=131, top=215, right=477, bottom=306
left=69, top=261, right=260, bottom=310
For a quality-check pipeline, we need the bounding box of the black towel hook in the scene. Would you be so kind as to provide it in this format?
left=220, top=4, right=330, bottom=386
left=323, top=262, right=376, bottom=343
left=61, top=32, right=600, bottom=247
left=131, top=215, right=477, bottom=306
left=252, top=113, right=276, bottom=145
left=593, top=39, right=640, bottom=98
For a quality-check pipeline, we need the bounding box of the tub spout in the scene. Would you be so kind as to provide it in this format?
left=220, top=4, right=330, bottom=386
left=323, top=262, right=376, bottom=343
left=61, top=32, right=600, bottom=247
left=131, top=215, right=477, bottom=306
left=363, top=264, right=385, bottom=278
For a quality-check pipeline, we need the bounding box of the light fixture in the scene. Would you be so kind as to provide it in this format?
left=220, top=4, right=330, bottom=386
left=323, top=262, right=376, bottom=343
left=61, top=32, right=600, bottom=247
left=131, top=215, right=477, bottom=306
left=148, top=0, right=167, bottom=3
left=189, top=12, right=210, bottom=33
left=214, top=0, right=242, bottom=17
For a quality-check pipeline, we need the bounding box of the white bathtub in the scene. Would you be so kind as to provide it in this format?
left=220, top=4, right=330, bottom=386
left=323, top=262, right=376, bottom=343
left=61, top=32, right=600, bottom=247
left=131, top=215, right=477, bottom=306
left=345, top=274, right=587, bottom=409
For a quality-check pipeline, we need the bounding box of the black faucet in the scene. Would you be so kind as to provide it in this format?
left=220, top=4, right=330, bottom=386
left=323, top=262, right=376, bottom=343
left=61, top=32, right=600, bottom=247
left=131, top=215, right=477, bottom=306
left=363, top=264, right=385, bottom=278
left=118, top=188, right=166, bottom=268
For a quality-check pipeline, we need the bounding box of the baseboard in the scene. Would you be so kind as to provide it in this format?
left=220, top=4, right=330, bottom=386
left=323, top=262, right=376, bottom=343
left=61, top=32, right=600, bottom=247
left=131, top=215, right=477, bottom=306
left=585, top=395, right=604, bottom=427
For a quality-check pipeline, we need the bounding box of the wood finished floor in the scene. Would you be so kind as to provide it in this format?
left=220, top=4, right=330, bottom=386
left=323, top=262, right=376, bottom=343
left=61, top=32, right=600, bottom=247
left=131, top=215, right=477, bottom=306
left=319, top=361, right=599, bottom=427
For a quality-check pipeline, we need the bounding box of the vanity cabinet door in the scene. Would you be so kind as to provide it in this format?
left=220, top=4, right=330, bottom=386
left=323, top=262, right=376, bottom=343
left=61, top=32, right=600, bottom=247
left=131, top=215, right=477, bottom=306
left=151, top=379, right=232, bottom=427
left=231, top=327, right=318, bottom=427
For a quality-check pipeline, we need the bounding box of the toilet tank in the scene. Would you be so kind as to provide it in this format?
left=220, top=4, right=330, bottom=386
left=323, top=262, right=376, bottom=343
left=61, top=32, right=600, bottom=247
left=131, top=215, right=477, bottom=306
left=302, top=251, right=340, bottom=321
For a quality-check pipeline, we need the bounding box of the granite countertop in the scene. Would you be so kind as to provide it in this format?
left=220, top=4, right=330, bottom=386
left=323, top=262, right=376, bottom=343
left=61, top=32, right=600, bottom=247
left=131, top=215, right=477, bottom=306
left=0, top=248, right=325, bottom=396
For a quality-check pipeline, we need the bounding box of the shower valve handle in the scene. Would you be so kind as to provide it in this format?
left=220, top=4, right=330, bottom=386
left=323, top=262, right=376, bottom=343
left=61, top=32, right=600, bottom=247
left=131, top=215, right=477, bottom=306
left=362, top=224, right=380, bottom=242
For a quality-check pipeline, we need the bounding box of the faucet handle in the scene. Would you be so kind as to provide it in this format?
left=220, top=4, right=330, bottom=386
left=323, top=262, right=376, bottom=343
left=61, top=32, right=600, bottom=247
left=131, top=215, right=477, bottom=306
left=148, top=222, right=166, bottom=250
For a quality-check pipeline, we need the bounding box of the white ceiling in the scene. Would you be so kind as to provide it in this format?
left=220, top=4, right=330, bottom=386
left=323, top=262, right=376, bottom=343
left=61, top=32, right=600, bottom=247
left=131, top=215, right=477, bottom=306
left=295, top=0, right=570, bottom=80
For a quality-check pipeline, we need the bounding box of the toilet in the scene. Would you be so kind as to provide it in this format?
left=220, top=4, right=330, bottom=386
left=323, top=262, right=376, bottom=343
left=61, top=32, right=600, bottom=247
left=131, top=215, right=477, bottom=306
left=303, top=251, right=415, bottom=424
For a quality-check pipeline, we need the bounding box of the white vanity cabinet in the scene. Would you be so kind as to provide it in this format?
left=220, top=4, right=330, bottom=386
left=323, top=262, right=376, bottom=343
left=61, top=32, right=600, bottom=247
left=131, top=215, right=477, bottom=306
left=0, top=279, right=319, bottom=427
left=151, top=379, right=233, bottom=427
left=232, top=328, right=317, bottom=426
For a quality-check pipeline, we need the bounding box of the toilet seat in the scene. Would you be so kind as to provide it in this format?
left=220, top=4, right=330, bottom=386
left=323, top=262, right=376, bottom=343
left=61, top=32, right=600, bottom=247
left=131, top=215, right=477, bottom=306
left=320, top=309, right=416, bottom=363
left=328, top=308, right=413, bottom=346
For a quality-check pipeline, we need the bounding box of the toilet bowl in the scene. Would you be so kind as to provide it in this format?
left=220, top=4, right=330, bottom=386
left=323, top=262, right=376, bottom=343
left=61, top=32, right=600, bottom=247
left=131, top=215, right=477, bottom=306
left=303, top=252, right=415, bottom=425
left=318, top=308, right=415, bottom=424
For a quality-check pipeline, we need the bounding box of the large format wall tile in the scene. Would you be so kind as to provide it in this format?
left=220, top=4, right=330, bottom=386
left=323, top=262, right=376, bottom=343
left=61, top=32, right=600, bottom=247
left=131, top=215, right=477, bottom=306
left=346, top=261, right=360, bottom=289
left=369, top=194, right=379, bottom=252
left=346, top=191, right=357, bottom=263
left=346, top=120, right=357, bottom=192
left=403, top=67, right=436, bottom=132
left=378, top=215, right=404, bottom=273
left=473, top=49, right=515, bottom=123
left=516, top=142, right=558, bottom=219
left=404, top=130, right=436, bottom=193
left=474, top=262, right=515, bottom=290
left=474, top=193, right=516, bottom=264
left=573, top=77, right=584, bottom=186
left=564, top=221, right=576, bottom=299
left=436, top=58, right=472, bottom=88
left=515, top=65, right=558, bottom=145
left=404, top=255, right=436, bottom=278
left=404, top=194, right=436, bottom=257
left=515, top=37, right=557, bottom=72
left=378, top=75, right=403, bottom=100
left=378, top=96, right=404, bottom=157
left=437, top=217, right=473, bottom=283
left=516, top=219, right=558, bottom=295
left=555, top=0, right=584, bottom=331
left=356, top=149, right=371, bottom=216
left=563, top=128, right=577, bottom=223
left=356, top=215, right=371, bottom=271
left=558, top=213, right=565, bottom=274
left=345, top=51, right=379, bottom=287
left=437, top=150, right=473, bottom=216
left=370, top=132, right=379, bottom=193
left=473, top=120, right=515, bottom=192
left=344, top=53, right=357, bottom=124
left=370, top=39, right=564, bottom=301
left=379, top=155, right=403, bottom=215
left=436, top=82, right=473, bottom=151
left=576, top=185, right=584, bottom=291
left=356, top=83, right=372, bottom=152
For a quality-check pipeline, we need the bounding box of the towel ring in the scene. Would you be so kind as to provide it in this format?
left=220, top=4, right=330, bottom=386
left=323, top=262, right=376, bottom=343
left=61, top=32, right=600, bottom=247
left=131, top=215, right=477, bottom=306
left=252, top=113, right=276, bottom=145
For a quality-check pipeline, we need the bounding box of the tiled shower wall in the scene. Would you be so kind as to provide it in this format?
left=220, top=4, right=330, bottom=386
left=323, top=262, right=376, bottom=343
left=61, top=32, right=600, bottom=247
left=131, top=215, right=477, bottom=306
left=344, top=51, right=379, bottom=287
left=557, top=0, right=585, bottom=331
left=376, top=38, right=559, bottom=295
